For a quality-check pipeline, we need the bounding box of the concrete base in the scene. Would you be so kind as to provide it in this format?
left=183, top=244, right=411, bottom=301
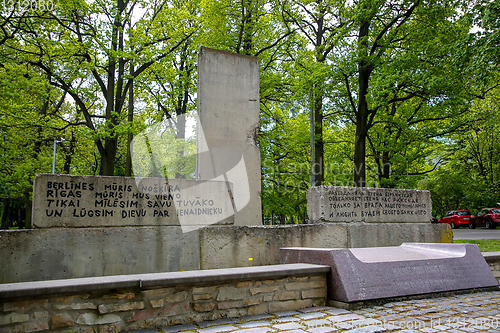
left=327, top=287, right=500, bottom=310
left=0, top=223, right=451, bottom=283
left=280, top=244, right=499, bottom=304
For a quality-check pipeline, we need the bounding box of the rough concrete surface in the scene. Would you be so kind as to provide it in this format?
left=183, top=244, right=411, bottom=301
left=0, top=223, right=451, bottom=284
left=199, top=224, right=348, bottom=269
left=199, top=223, right=450, bottom=269
left=0, top=227, right=200, bottom=283
left=196, top=47, right=261, bottom=227
left=347, top=222, right=453, bottom=248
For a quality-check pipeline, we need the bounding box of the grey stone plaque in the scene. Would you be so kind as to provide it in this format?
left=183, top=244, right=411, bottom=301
left=32, top=174, right=234, bottom=230
left=280, top=243, right=498, bottom=303
left=307, top=186, right=432, bottom=223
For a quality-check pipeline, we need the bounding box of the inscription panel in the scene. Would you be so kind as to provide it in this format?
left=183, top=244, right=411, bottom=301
left=307, top=186, right=432, bottom=223
left=33, top=174, right=234, bottom=229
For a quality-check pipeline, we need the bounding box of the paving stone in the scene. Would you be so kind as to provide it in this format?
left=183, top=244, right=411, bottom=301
left=431, top=324, right=450, bottom=330
left=302, top=318, right=332, bottom=328
left=296, top=312, right=327, bottom=320
left=272, top=316, right=301, bottom=323
left=272, top=321, right=304, bottom=331
left=379, top=323, right=403, bottom=331
left=341, top=325, right=386, bottom=333
left=418, top=328, right=439, bottom=333
left=352, top=318, right=383, bottom=326
left=326, top=314, right=364, bottom=323
left=126, top=329, right=159, bottom=333
left=197, top=318, right=240, bottom=328
left=240, top=314, right=273, bottom=322
left=333, top=321, right=355, bottom=330
left=271, top=310, right=301, bottom=317
left=161, top=324, right=198, bottom=332
left=374, top=314, right=403, bottom=322
left=308, top=326, right=338, bottom=333
left=326, top=308, right=351, bottom=316
left=237, top=321, right=272, bottom=328
left=235, top=328, right=275, bottom=333
left=197, top=325, right=239, bottom=333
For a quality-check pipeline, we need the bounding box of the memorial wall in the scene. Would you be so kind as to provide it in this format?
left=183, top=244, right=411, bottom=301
left=307, top=186, right=432, bottom=223
left=0, top=47, right=452, bottom=284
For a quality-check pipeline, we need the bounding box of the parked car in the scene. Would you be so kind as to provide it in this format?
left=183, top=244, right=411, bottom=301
left=438, top=210, right=472, bottom=229
left=469, top=208, right=500, bottom=229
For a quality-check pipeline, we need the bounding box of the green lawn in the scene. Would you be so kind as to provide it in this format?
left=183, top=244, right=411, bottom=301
left=454, top=239, right=500, bottom=252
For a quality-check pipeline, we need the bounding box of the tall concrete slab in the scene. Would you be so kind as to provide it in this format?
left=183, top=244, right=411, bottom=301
left=196, top=47, right=261, bottom=226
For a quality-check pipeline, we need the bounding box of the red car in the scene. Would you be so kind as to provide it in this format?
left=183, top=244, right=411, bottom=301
left=438, top=210, right=472, bottom=229
left=469, top=208, right=500, bottom=229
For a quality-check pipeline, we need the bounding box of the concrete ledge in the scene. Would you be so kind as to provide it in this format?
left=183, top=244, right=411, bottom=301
left=484, top=251, right=500, bottom=261
left=0, top=263, right=330, bottom=299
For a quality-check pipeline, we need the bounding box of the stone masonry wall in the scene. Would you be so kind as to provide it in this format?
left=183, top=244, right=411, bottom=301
left=0, top=274, right=326, bottom=333
left=485, top=255, right=500, bottom=283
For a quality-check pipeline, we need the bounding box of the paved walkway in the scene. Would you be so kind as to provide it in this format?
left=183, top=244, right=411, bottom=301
left=128, top=290, right=500, bottom=333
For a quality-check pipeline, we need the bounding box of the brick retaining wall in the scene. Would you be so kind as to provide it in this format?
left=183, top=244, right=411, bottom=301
left=0, top=264, right=328, bottom=333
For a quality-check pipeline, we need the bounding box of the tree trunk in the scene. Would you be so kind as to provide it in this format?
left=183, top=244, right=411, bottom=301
left=24, top=191, right=32, bottom=229
left=174, top=114, right=186, bottom=179
left=1, top=198, right=10, bottom=229
left=354, top=20, right=372, bottom=187
left=100, top=138, right=117, bottom=176
left=125, top=63, right=134, bottom=177
left=312, top=8, right=326, bottom=187
left=313, top=89, right=324, bottom=186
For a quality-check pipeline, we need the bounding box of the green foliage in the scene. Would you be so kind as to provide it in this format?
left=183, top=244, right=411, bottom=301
left=420, top=86, right=500, bottom=216
left=0, top=0, right=498, bottom=226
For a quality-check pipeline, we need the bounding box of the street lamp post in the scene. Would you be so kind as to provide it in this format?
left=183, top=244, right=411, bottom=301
left=52, top=139, right=64, bottom=174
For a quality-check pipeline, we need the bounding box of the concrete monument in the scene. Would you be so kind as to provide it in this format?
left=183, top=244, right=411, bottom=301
left=281, top=243, right=498, bottom=306
left=196, top=47, right=261, bottom=226
left=0, top=48, right=452, bottom=284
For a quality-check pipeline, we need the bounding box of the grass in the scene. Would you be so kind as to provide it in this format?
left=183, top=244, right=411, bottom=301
left=454, top=239, right=500, bottom=252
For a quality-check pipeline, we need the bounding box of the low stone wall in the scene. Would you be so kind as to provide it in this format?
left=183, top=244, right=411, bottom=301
left=0, top=223, right=451, bottom=283
left=484, top=252, right=500, bottom=283
left=0, top=264, right=328, bottom=333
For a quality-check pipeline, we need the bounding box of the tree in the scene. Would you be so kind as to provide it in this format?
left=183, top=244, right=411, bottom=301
left=338, top=0, right=467, bottom=187
left=2, top=0, right=196, bottom=176
left=281, top=0, right=349, bottom=186
left=0, top=60, right=67, bottom=228
left=420, top=86, right=500, bottom=215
